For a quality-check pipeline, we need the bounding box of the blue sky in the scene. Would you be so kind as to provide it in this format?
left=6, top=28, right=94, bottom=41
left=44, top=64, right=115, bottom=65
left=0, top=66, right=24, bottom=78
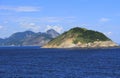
left=0, top=0, right=120, bottom=44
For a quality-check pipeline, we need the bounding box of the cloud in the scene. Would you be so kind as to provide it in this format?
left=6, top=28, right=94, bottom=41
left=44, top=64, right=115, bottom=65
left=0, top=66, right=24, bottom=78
left=20, top=22, right=41, bottom=32
left=2, top=16, right=76, bottom=25
left=99, top=18, right=110, bottom=22
left=41, top=16, right=76, bottom=23
left=45, top=25, right=63, bottom=33
left=0, top=6, right=41, bottom=12
left=107, top=32, right=112, bottom=35
left=104, top=32, right=112, bottom=36
left=0, top=25, right=3, bottom=29
left=40, top=17, right=61, bottom=23
left=42, top=17, right=62, bottom=23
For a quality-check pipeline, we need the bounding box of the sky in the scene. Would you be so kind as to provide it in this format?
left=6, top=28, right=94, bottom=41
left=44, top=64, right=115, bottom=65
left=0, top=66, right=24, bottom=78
left=0, top=0, right=120, bottom=44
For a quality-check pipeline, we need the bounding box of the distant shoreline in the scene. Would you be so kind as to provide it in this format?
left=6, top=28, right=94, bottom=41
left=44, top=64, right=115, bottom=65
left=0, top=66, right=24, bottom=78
left=0, top=46, right=119, bottom=50
left=0, top=46, right=40, bottom=47
left=0, top=46, right=40, bottom=49
left=42, top=46, right=120, bottom=49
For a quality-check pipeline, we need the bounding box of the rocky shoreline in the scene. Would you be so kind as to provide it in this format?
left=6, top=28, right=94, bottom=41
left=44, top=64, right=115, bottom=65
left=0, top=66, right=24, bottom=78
left=43, top=41, right=118, bottom=48
left=43, top=27, right=118, bottom=48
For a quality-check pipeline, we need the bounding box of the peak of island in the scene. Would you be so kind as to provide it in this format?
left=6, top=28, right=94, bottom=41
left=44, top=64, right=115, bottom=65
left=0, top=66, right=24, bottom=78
left=43, top=27, right=118, bottom=48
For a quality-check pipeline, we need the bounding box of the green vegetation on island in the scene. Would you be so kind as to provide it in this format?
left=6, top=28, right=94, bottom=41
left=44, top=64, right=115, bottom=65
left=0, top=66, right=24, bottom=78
left=43, top=27, right=117, bottom=48
left=47, top=27, right=110, bottom=45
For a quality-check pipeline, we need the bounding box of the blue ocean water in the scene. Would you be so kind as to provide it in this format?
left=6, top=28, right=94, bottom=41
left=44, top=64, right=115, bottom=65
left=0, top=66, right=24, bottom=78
left=0, top=47, right=120, bottom=78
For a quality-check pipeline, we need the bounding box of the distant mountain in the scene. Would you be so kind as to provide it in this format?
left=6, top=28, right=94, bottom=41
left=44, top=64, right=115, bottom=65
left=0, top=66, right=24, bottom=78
left=2, top=31, right=36, bottom=46
left=46, top=29, right=60, bottom=38
left=0, top=38, right=4, bottom=45
left=0, top=29, right=59, bottom=46
left=22, top=32, right=53, bottom=46
left=43, top=27, right=118, bottom=48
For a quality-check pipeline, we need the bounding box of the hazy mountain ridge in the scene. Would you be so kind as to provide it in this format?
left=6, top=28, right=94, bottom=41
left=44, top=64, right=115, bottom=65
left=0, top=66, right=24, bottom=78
left=46, top=29, right=60, bottom=38
left=43, top=27, right=118, bottom=48
left=0, top=29, right=59, bottom=46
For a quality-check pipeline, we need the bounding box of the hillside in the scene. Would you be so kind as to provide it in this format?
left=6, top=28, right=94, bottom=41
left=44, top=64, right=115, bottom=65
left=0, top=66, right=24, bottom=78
left=43, top=27, right=118, bottom=48
left=0, top=29, right=59, bottom=46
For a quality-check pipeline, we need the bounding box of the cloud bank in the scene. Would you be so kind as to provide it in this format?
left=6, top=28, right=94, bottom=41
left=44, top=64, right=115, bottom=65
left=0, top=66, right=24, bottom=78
left=45, top=25, right=63, bottom=33
left=99, top=18, right=110, bottom=22
left=0, top=6, right=41, bottom=12
left=0, top=25, right=3, bottom=29
left=20, top=22, right=41, bottom=32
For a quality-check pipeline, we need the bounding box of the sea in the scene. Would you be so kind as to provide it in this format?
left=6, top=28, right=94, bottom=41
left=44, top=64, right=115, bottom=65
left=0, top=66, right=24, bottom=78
left=0, top=46, right=120, bottom=78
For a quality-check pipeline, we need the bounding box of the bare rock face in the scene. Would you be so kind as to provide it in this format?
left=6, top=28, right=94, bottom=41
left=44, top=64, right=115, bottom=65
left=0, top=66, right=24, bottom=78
left=22, top=36, right=51, bottom=46
left=43, top=27, right=118, bottom=48
left=43, top=40, right=118, bottom=48
left=22, top=29, right=60, bottom=46
left=0, top=29, right=59, bottom=46
left=46, top=29, right=59, bottom=38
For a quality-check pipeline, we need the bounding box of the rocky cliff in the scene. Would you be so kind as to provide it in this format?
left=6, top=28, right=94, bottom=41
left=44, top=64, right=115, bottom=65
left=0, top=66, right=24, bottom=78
left=0, top=29, right=59, bottom=46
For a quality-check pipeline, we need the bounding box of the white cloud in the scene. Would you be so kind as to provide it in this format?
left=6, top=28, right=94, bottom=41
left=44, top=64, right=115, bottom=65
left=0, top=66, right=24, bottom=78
left=20, top=22, right=41, bottom=32
left=3, top=16, right=76, bottom=25
left=0, top=25, right=3, bottom=29
left=108, top=32, right=112, bottom=35
left=99, top=18, right=110, bottom=22
left=104, top=32, right=112, bottom=36
left=0, top=6, right=41, bottom=12
left=45, top=25, right=63, bottom=33
left=42, top=17, right=62, bottom=23
left=40, top=16, right=76, bottom=23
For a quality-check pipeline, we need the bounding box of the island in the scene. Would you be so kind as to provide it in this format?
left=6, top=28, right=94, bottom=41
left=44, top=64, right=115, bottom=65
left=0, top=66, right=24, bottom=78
left=43, top=27, right=118, bottom=48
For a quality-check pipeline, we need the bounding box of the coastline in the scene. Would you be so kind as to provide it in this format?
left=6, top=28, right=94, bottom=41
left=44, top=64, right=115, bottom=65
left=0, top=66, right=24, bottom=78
left=0, top=45, right=119, bottom=50
left=42, top=46, right=120, bottom=50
